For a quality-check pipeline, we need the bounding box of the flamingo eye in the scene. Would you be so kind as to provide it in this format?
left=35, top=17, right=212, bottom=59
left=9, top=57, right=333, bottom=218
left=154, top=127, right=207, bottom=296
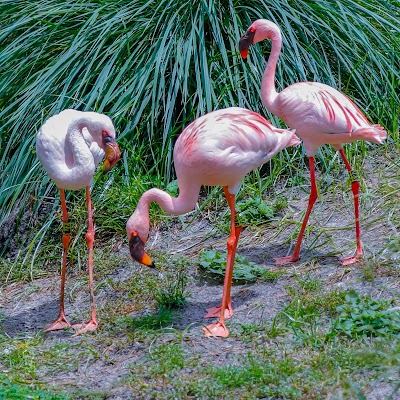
left=250, top=27, right=256, bottom=33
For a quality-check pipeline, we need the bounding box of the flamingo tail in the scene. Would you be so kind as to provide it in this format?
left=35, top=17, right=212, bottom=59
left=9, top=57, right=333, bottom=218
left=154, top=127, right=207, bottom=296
left=352, top=124, right=387, bottom=144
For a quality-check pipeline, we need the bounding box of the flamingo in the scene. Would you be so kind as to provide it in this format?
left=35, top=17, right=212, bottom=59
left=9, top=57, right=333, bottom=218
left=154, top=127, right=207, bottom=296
left=36, top=109, right=121, bottom=334
left=126, top=107, right=300, bottom=337
left=239, top=19, right=387, bottom=266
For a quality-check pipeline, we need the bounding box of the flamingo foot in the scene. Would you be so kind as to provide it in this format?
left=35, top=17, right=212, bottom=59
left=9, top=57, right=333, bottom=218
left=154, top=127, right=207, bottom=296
left=203, top=321, right=230, bottom=338
left=72, top=320, right=98, bottom=335
left=339, top=254, right=362, bottom=266
left=45, top=316, right=71, bottom=332
left=274, top=255, right=300, bottom=266
left=204, top=304, right=233, bottom=319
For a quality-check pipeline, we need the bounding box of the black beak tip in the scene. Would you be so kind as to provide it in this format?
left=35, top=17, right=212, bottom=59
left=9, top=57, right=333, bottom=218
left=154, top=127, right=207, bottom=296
left=149, top=262, right=156, bottom=269
left=243, top=57, right=248, bottom=64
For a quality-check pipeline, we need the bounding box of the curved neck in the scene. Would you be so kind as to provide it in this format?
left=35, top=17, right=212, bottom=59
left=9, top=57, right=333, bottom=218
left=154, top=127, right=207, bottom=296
left=65, top=121, right=94, bottom=168
left=260, top=29, right=281, bottom=114
left=127, top=183, right=201, bottom=242
left=141, top=186, right=200, bottom=215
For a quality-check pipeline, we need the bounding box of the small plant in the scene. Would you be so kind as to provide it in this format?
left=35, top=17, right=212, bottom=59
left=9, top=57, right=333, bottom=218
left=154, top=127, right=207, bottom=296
left=0, top=335, right=44, bottom=380
left=296, top=276, right=323, bottom=293
left=236, top=197, right=274, bottom=226
left=280, top=299, right=323, bottom=347
left=330, top=290, right=400, bottom=338
left=154, top=267, right=188, bottom=309
left=148, top=343, right=186, bottom=375
left=0, top=374, right=68, bottom=400
left=122, top=308, right=174, bottom=332
left=198, top=249, right=281, bottom=283
left=273, top=196, right=289, bottom=213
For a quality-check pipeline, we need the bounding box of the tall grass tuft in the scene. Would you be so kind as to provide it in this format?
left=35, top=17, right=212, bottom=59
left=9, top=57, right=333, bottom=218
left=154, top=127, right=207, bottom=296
left=0, top=0, right=399, bottom=257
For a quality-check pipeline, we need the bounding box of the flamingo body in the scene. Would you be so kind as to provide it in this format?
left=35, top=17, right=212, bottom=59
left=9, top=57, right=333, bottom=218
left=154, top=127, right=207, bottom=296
left=127, top=106, right=300, bottom=337
left=36, top=109, right=121, bottom=334
left=37, top=109, right=117, bottom=190
left=174, top=107, right=299, bottom=191
left=239, top=19, right=387, bottom=265
left=273, top=82, right=386, bottom=155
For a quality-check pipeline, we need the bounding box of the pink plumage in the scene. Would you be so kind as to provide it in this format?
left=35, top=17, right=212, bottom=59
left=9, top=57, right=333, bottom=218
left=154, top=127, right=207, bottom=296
left=240, top=19, right=387, bottom=266
left=126, top=106, right=300, bottom=337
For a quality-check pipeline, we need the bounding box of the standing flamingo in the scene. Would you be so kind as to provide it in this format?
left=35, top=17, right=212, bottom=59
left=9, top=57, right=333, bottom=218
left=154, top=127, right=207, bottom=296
left=36, top=109, right=121, bottom=334
left=239, top=19, right=387, bottom=266
left=126, top=107, right=300, bottom=337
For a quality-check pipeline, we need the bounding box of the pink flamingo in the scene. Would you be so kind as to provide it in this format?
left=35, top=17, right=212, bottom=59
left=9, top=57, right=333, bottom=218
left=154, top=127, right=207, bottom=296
left=239, top=19, right=387, bottom=266
left=36, top=109, right=121, bottom=334
left=126, top=107, right=300, bottom=337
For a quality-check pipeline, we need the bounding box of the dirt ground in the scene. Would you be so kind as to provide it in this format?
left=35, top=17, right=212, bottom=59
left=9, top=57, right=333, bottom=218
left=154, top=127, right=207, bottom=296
left=1, top=156, right=399, bottom=399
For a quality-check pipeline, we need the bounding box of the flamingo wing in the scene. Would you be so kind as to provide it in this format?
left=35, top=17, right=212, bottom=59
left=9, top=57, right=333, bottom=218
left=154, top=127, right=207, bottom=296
left=176, top=108, right=280, bottom=171
left=277, top=82, right=370, bottom=135
left=174, top=107, right=298, bottom=192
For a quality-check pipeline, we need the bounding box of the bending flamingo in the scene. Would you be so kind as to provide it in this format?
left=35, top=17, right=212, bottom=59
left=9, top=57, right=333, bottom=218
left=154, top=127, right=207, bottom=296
left=126, top=107, right=300, bottom=337
left=36, top=109, right=121, bottom=334
left=239, top=19, right=387, bottom=266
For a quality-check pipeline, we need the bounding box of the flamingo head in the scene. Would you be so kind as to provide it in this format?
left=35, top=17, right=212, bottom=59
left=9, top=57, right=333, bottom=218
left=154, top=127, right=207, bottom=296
left=102, top=132, right=121, bottom=172
left=126, top=213, right=156, bottom=268
left=128, top=231, right=156, bottom=268
left=82, top=112, right=121, bottom=172
left=239, top=19, right=281, bottom=61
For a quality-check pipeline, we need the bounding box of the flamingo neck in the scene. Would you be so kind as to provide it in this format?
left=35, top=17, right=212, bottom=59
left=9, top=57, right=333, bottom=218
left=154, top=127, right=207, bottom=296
left=127, top=184, right=200, bottom=243
left=260, top=29, right=281, bottom=114
left=65, top=122, right=95, bottom=169
left=67, top=117, right=104, bottom=168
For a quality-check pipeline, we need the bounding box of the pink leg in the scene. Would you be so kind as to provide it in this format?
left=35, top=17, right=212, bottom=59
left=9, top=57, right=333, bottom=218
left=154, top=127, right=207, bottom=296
left=275, top=157, right=318, bottom=266
left=73, top=187, right=98, bottom=334
left=45, top=189, right=72, bottom=331
left=338, top=148, right=363, bottom=265
left=203, top=187, right=242, bottom=338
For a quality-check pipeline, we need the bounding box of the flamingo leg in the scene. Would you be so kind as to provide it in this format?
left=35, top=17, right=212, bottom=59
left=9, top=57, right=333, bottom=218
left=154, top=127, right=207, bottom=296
left=73, top=186, right=98, bottom=334
left=338, top=148, right=363, bottom=265
left=45, top=189, right=72, bottom=331
left=203, top=187, right=242, bottom=338
left=275, top=157, right=318, bottom=266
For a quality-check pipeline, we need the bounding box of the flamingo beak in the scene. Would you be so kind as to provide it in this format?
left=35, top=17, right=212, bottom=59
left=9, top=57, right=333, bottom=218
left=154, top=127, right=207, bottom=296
left=129, top=233, right=156, bottom=268
left=239, top=28, right=255, bottom=62
left=240, top=49, right=249, bottom=62
left=103, top=137, right=121, bottom=172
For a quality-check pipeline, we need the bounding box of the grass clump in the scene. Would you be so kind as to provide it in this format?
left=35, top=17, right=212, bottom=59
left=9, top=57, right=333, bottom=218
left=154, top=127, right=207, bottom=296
left=0, top=335, right=43, bottom=380
left=154, top=267, right=188, bottom=310
left=123, top=308, right=175, bottom=331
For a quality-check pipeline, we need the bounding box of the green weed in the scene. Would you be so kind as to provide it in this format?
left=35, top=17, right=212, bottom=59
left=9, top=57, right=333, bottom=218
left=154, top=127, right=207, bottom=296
left=236, top=196, right=274, bottom=226
left=154, top=267, right=188, bottom=310
left=198, top=249, right=281, bottom=283
left=330, top=290, right=400, bottom=339
left=0, top=374, right=68, bottom=400
left=148, top=343, right=186, bottom=375
left=120, top=308, right=175, bottom=334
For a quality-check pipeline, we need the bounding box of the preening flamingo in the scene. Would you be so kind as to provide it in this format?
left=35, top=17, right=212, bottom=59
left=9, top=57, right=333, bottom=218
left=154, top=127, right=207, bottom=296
left=126, top=107, right=300, bottom=337
left=239, top=19, right=387, bottom=266
left=36, top=109, right=121, bottom=334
